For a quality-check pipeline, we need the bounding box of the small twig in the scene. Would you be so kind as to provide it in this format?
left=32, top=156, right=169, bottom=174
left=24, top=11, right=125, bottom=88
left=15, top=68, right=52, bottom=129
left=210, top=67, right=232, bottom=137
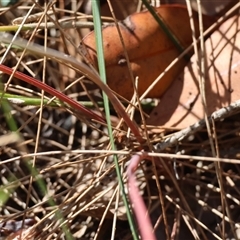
left=155, top=99, right=240, bottom=152
left=0, top=21, right=95, bottom=31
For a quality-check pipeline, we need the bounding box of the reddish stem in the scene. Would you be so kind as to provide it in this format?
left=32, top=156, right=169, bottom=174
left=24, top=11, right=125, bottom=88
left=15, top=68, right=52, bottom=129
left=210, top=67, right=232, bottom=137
left=127, top=154, right=157, bottom=240
left=0, top=64, right=105, bottom=124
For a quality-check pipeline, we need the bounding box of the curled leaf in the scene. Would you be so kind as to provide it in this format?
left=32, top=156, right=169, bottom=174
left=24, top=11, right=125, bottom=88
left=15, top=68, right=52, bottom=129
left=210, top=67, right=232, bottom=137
left=147, top=14, right=240, bottom=128
left=82, top=5, right=213, bottom=99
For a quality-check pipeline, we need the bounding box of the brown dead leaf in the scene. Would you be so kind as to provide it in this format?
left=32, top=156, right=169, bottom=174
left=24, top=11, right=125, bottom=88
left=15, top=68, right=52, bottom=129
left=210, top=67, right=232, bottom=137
left=81, top=5, right=213, bottom=99
left=147, top=14, right=240, bottom=128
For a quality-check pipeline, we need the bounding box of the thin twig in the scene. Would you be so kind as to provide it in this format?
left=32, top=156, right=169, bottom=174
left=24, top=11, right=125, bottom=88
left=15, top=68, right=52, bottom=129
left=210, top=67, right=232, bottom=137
left=155, top=99, right=240, bottom=152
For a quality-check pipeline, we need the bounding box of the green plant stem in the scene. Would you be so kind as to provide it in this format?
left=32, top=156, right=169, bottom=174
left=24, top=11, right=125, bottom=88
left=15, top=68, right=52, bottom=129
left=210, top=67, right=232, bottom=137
left=91, top=1, right=139, bottom=239
left=1, top=93, right=157, bottom=109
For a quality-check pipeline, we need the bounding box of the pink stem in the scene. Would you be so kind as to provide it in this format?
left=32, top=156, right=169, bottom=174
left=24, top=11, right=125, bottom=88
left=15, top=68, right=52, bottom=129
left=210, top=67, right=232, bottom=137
left=127, top=154, right=157, bottom=240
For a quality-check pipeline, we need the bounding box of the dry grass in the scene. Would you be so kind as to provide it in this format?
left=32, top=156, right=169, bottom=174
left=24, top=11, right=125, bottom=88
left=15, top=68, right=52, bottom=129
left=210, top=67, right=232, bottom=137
left=0, top=1, right=240, bottom=239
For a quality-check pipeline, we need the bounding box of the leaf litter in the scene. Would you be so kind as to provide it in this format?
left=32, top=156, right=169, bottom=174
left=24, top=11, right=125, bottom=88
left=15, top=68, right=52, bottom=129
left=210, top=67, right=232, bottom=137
left=0, top=1, right=240, bottom=239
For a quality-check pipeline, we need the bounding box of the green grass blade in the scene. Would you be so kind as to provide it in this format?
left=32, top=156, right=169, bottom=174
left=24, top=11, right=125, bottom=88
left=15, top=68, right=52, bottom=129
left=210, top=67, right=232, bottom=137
left=1, top=92, right=156, bottom=110
left=91, top=1, right=139, bottom=239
